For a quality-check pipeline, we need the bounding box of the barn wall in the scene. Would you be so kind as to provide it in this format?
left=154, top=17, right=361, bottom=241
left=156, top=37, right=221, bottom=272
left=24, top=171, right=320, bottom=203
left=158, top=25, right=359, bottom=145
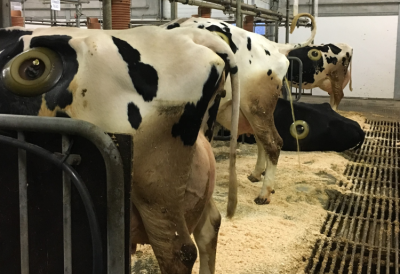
left=279, top=16, right=398, bottom=99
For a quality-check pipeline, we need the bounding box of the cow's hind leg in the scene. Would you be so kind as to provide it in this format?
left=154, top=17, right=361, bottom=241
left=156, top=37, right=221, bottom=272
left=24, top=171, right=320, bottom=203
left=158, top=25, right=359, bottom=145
left=133, top=203, right=197, bottom=274
left=240, top=74, right=283, bottom=205
left=132, top=119, right=200, bottom=273
left=193, top=198, right=221, bottom=274
left=132, top=178, right=198, bottom=274
left=327, top=70, right=345, bottom=111
left=244, top=111, right=282, bottom=205
left=248, top=135, right=266, bottom=183
left=254, top=157, right=278, bottom=204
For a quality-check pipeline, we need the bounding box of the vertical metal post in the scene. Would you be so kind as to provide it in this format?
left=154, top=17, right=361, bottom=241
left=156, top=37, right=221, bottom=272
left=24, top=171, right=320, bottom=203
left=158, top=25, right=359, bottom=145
left=22, top=0, right=25, bottom=27
left=285, top=0, right=289, bottom=43
left=0, top=0, right=11, bottom=28
left=102, top=0, right=112, bottom=29
left=66, top=9, right=71, bottom=22
left=311, top=0, right=315, bottom=43
left=394, top=4, right=400, bottom=99
left=18, top=131, right=29, bottom=274
left=264, top=23, right=268, bottom=38
left=236, top=0, right=242, bottom=28
left=51, top=10, right=57, bottom=26
left=293, top=0, right=298, bottom=16
left=270, top=0, right=279, bottom=42
left=311, top=0, right=315, bottom=17
left=290, top=58, right=294, bottom=98
left=62, top=135, right=72, bottom=274
left=171, top=1, right=177, bottom=20
left=75, top=3, right=81, bottom=28
left=50, top=4, right=53, bottom=25
left=160, top=0, right=163, bottom=21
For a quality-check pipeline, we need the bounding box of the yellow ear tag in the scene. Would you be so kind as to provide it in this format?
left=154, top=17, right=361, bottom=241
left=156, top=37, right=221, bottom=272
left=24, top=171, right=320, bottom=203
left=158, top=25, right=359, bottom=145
left=212, top=31, right=230, bottom=46
left=307, top=49, right=322, bottom=61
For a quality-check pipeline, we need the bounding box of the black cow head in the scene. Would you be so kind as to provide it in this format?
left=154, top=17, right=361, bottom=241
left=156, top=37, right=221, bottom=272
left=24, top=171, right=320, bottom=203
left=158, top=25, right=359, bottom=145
left=287, top=45, right=328, bottom=85
left=273, top=98, right=365, bottom=152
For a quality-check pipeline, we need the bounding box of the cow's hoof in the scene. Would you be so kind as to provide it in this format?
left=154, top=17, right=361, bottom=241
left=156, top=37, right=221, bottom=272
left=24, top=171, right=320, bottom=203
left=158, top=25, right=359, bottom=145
left=261, top=171, right=266, bottom=176
left=254, top=197, right=270, bottom=205
left=248, top=175, right=261, bottom=183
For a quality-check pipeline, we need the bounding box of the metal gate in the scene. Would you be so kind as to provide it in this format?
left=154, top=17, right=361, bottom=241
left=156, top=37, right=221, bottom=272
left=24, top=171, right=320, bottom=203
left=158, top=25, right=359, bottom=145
left=0, top=114, right=132, bottom=274
left=281, top=56, right=304, bottom=102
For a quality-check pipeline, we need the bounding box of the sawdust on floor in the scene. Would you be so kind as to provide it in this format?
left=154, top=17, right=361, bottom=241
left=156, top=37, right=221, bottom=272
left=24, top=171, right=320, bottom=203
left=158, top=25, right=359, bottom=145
left=131, top=110, right=366, bottom=274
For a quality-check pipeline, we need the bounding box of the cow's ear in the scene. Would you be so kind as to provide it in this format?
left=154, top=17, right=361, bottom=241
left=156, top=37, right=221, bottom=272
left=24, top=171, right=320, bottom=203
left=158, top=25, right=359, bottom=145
left=0, top=28, right=32, bottom=51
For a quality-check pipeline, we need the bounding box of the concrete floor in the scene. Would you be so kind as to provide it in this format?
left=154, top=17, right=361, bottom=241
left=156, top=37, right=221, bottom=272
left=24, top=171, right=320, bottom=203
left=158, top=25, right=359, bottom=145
left=296, top=95, right=400, bottom=122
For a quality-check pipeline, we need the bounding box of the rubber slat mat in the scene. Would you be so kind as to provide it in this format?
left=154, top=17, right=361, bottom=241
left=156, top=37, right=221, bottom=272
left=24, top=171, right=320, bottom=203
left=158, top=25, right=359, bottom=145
left=306, top=120, right=400, bottom=274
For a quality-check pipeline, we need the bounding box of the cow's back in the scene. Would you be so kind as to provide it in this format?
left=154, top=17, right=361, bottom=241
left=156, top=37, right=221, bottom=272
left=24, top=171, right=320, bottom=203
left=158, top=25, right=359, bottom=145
left=178, top=18, right=289, bottom=103
left=0, top=26, right=228, bottom=137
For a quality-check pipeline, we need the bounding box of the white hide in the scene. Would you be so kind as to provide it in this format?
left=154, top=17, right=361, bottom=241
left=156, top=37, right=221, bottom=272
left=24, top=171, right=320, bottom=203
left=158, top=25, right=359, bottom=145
left=17, top=26, right=237, bottom=134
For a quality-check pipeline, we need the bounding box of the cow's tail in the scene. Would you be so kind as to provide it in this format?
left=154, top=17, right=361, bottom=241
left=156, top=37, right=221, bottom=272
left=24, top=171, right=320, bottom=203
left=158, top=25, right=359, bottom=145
left=227, top=67, right=239, bottom=219
left=279, top=13, right=317, bottom=55
left=192, top=30, right=240, bottom=218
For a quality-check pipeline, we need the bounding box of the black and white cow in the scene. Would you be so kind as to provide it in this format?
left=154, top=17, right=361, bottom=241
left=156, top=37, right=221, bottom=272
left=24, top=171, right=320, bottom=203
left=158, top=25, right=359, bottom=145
left=235, top=98, right=364, bottom=151
left=273, top=98, right=364, bottom=151
left=163, top=13, right=317, bottom=205
left=0, top=26, right=240, bottom=274
left=287, top=43, right=353, bottom=110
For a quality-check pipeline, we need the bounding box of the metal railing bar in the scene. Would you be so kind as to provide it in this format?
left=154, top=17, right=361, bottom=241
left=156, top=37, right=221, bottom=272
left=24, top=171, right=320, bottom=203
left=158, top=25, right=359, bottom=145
left=290, top=57, right=294, bottom=98
left=0, top=134, right=103, bottom=274
left=0, top=115, right=125, bottom=274
left=62, top=135, right=72, bottom=274
left=287, top=56, right=303, bottom=102
left=18, top=131, right=29, bottom=274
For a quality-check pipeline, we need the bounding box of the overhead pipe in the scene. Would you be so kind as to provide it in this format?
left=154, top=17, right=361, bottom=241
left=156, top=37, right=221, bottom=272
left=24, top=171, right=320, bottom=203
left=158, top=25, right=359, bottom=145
left=204, top=0, right=308, bottom=23
left=239, top=8, right=280, bottom=21
left=174, top=0, right=284, bottom=21
left=206, top=0, right=281, bottom=17
left=172, top=0, right=311, bottom=29
left=173, top=0, right=225, bottom=11
left=255, top=20, right=308, bottom=27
